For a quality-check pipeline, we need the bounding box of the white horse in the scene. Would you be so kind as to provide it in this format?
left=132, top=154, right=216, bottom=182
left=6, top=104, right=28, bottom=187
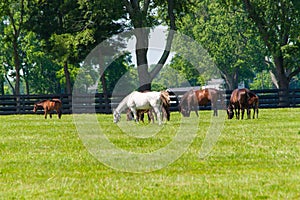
left=113, top=91, right=166, bottom=125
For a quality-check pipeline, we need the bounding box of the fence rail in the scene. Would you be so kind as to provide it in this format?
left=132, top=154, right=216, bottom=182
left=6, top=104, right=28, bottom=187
left=1, top=89, right=300, bottom=115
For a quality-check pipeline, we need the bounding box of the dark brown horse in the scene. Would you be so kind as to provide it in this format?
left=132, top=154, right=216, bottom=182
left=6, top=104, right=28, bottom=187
left=127, top=108, right=154, bottom=122
left=247, top=91, right=259, bottom=119
left=227, top=88, right=249, bottom=120
left=33, top=99, right=62, bottom=119
left=179, top=88, right=220, bottom=117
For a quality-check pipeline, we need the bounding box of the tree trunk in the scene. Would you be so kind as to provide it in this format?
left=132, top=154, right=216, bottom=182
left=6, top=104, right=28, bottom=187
left=12, top=37, right=21, bottom=112
left=63, top=61, right=72, bottom=94
left=99, top=50, right=110, bottom=113
left=0, top=77, right=4, bottom=95
left=123, top=0, right=176, bottom=92
left=221, top=69, right=239, bottom=90
left=274, top=56, right=290, bottom=106
left=23, top=66, right=30, bottom=95
left=13, top=38, right=21, bottom=95
left=135, top=28, right=151, bottom=92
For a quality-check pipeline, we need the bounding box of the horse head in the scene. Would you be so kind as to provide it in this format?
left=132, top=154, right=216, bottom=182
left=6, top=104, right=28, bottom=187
left=33, top=104, right=38, bottom=113
left=178, top=105, right=190, bottom=117
left=113, top=109, right=121, bottom=123
left=227, top=104, right=234, bottom=119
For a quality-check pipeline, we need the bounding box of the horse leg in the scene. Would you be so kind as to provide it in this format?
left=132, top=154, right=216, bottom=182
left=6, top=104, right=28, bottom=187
left=153, top=106, right=162, bottom=125
left=149, top=110, right=154, bottom=124
left=139, top=112, right=144, bottom=122
left=195, top=107, right=199, bottom=117
left=256, top=107, right=259, bottom=119
left=57, top=109, right=62, bottom=119
left=44, top=110, right=47, bottom=119
left=247, top=108, right=251, bottom=119
left=213, top=107, right=218, bottom=116
left=235, top=107, right=239, bottom=119
left=130, top=108, right=138, bottom=123
left=191, top=102, right=198, bottom=117
left=212, top=102, right=218, bottom=116
left=241, top=107, right=245, bottom=119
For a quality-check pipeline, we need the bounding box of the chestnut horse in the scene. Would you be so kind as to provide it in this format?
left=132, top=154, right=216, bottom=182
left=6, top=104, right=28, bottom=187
left=247, top=91, right=259, bottom=119
left=179, top=88, right=220, bottom=117
left=33, top=99, right=62, bottom=119
left=227, top=88, right=250, bottom=119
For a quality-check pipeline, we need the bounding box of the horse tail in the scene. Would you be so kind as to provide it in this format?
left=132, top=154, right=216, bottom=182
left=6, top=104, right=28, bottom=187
left=160, top=91, right=170, bottom=106
left=160, top=91, right=171, bottom=121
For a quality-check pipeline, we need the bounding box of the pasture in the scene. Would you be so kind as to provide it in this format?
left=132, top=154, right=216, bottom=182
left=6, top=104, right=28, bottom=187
left=1, top=108, right=300, bottom=199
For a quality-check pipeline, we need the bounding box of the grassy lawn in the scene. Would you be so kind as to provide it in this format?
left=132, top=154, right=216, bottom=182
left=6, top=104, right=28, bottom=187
left=1, top=108, right=300, bottom=199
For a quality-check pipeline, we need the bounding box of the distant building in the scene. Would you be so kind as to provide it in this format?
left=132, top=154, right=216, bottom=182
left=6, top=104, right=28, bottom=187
left=202, top=78, right=225, bottom=90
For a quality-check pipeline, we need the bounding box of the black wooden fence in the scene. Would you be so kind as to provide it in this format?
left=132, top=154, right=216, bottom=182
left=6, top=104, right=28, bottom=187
left=1, top=89, right=300, bottom=115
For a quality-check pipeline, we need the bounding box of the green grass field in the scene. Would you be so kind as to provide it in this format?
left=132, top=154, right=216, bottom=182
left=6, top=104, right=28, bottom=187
left=1, top=108, right=300, bottom=199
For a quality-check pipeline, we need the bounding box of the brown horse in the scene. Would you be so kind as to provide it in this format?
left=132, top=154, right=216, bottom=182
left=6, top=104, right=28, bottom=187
left=33, top=99, right=62, bottom=119
left=179, top=88, right=220, bottom=117
left=227, top=88, right=249, bottom=120
left=127, top=108, right=154, bottom=123
left=247, top=91, right=259, bottom=119
left=179, top=89, right=198, bottom=117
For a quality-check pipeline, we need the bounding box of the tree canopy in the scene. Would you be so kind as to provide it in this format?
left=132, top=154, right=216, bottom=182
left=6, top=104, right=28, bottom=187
left=0, top=0, right=299, bottom=95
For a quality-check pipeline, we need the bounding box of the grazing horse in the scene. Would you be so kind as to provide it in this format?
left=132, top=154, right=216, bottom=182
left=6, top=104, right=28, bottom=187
left=126, top=108, right=154, bottom=123
left=126, top=90, right=170, bottom=123
left=247, top=91, right=259, bottom=119
left=179, top=88, right=220, bottom=117
left=113, top=91, right=167, bottom=125
left=179, top=89, right=198, bottom=117
left=33, top=99, right=62, bottom=119
left=227, top=88, right=249, bottom=120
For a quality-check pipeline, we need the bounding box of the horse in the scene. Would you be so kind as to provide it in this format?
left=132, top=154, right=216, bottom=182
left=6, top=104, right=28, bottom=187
left=126, top=90, right=170, bottom=123
left=179, top=88, right=220, bottom=117
left=33, top=99, right=62, bottom=119
left=247, top=91, right=259, bottom=119
left=227, top=88, right=249, bottom=120
left=126, top=108, right=154, bottom=123
left=179, top=89, right=199, bottom=117
left=113, top=91, right=167, bottom=125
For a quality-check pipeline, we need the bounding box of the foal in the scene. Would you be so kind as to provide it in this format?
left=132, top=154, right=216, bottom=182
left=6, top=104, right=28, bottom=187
left=33, top=99, right=62, bottom=119
left=247, top=91, right=259, bottom=119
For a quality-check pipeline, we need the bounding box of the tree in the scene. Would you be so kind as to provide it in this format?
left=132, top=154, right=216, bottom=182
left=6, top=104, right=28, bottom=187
left=26, top=0, right=126, bottom=94
left=174, top=0, right=267, bottom=89
left=122, top=0, right=178, bottom=91
left=0, top=0, right=29, bottom=95
left=235, top=0, right=300, bottom=105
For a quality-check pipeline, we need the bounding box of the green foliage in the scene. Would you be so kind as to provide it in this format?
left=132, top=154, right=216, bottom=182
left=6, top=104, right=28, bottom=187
left=235, top=0, right=300, bottom=90
left=102, top=54, right=136, bottom=93
left=174, top=0, right=267, bottom=89
left=0, top=0, right=299, bottom=94
left=152, top=64, right=190, bottom=89
left=250, top=70, right=275, bottom=89
left=1, top=108, right=300, bottom=198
